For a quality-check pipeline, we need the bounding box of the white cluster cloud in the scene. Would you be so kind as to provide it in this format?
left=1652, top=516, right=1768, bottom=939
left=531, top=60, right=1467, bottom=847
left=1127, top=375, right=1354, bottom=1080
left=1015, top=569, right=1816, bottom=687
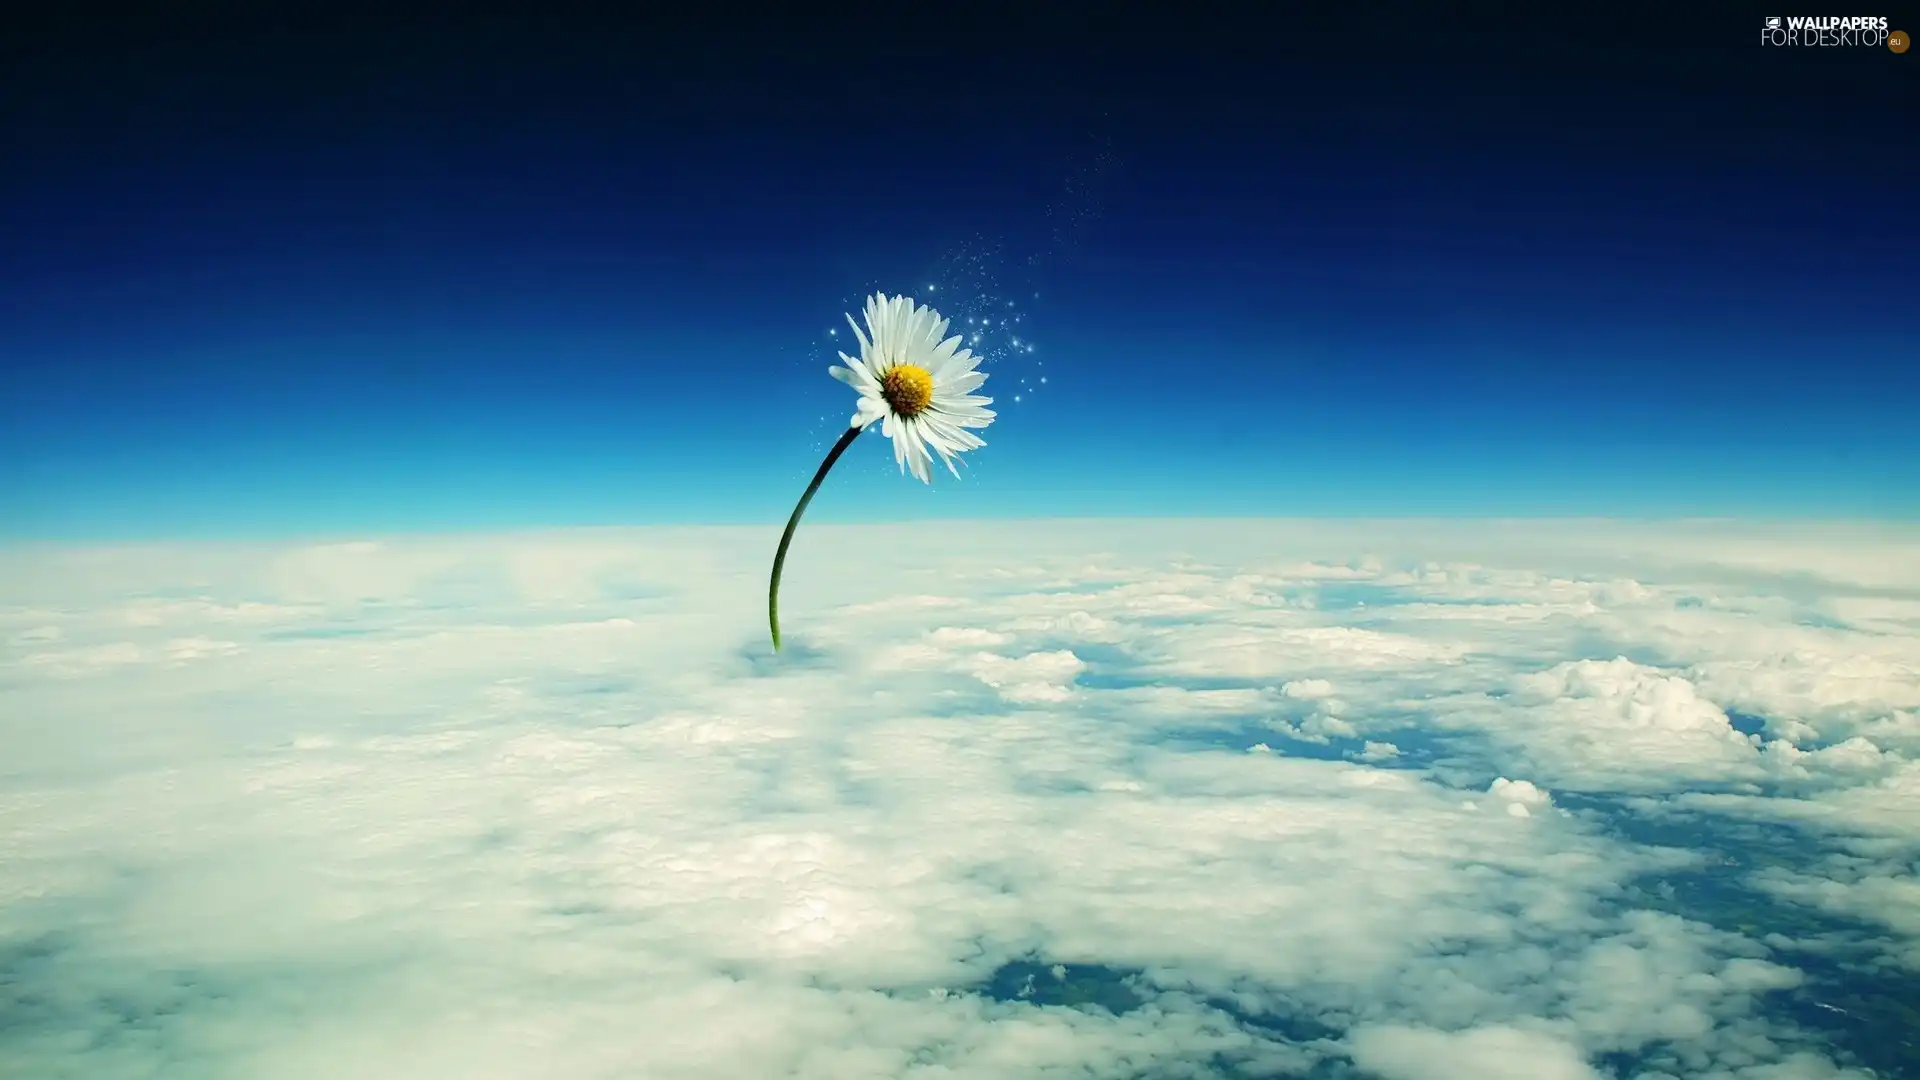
left=1, top=520, right=1913, bottom=1079
left=1485, top=776, right=1554, bottom=818
left=1452, top=656, right=1768, bottom=792
left=1348, top=1023, right=1600, bottom=1080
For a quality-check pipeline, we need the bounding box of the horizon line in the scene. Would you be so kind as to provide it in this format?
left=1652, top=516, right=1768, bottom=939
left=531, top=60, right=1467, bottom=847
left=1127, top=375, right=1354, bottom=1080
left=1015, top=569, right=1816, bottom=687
left=4, top=513, right=1917, bottom=551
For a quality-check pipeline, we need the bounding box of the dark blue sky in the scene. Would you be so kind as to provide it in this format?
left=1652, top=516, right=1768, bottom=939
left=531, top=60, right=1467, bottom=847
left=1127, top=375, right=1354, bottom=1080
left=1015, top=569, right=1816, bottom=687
left=2, top=10, right=1915, bottom=537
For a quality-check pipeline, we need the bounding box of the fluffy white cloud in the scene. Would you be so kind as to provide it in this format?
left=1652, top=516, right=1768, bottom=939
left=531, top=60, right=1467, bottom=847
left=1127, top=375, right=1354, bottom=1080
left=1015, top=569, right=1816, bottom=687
left=1348, top=1023, right=1601, bottom=1080
left=1438, top=656, right=1768, bottom=792
left=1488, top=777, right=1554, bottom=818
left=1, top=520, right=1913, bottom=1079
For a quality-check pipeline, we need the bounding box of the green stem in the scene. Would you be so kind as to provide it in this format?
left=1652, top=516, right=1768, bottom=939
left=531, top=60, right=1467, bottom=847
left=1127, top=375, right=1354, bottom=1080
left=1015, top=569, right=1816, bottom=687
left=769, top=424, right=864, bottom=651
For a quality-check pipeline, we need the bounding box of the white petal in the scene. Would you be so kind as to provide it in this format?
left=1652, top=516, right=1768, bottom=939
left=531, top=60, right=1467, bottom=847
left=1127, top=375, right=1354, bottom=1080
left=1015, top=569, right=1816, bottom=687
left=920, top=413, right=984, bottom=453
left=903, top=422, right=933, bottom=483
left=928, top=338, right=969, bottom=377
left=836, top=351, right=876, bottom=383
left=852, top=396, right=887, bottom=429
left=939, top=355, right=981, bottom=381
left=935, top=403, right=993, bottom=423
left=916, top=420, right=960, bottom=454
left=845, top=313, right=871, bottom=358
left=937, top=370, right=986, bottom=395
left=889, top=423, right=911, bottom=472
left=886, top=414, right=925, bottom=483
left=932, top=396, right=994, bottom=422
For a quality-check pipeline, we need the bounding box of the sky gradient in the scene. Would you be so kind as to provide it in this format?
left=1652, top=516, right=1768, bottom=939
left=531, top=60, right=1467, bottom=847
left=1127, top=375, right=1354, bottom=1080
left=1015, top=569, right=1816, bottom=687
left=2, top=10, right=1915, bottom=538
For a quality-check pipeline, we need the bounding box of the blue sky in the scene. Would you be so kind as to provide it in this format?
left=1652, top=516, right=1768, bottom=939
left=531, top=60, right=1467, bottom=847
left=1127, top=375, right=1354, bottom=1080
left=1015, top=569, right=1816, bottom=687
left=2, top=12, right=1915, bottom=538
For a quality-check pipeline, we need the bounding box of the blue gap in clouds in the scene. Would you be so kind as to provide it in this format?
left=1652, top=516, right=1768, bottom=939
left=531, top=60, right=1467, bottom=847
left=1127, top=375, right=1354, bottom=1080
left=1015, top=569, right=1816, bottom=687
left=976, top=960, right=1144, bottom=1015
left=1308, top=583, right=1425, bottom=611
left=530, top=674, right=639, bottom=699
left=1724, top=711, right=1769, bottom=740
left=969, top=957, right=1348, bottom=1045
left=1563, top=793, right=1920, bottom=1080
left=732, top=638, right=838, bottom=676
left=261, top=626, right=380, bottom=641
left=1556, top=633, right=1686, bottom=671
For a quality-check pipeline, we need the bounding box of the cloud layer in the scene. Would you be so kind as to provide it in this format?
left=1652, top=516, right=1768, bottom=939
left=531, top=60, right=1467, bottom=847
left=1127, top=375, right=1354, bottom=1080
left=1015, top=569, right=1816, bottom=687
left=2, top=520, right=1915, bottom=1078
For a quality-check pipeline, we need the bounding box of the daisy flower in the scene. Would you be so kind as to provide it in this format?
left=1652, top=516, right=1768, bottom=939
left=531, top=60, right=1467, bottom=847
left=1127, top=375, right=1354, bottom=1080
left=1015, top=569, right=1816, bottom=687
left=768, top=292, right=996, bottom=649
left=831, top=292, right=995, bottom=483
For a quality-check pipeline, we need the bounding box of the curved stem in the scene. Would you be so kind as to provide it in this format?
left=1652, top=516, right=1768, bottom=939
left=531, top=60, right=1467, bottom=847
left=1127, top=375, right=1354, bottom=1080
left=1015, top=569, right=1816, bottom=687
left=769, top=425, right=864, bottom=651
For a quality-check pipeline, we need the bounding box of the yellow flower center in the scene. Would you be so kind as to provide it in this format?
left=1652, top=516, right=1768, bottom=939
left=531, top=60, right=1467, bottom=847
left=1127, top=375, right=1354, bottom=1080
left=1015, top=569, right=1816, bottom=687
left=880, top=364, right=934, bottom=417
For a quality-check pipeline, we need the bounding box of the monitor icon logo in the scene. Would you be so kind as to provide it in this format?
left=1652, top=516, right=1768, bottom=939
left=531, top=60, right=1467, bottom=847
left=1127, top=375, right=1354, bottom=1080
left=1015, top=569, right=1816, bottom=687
left=1765, top=17, right=1782, bottom=29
